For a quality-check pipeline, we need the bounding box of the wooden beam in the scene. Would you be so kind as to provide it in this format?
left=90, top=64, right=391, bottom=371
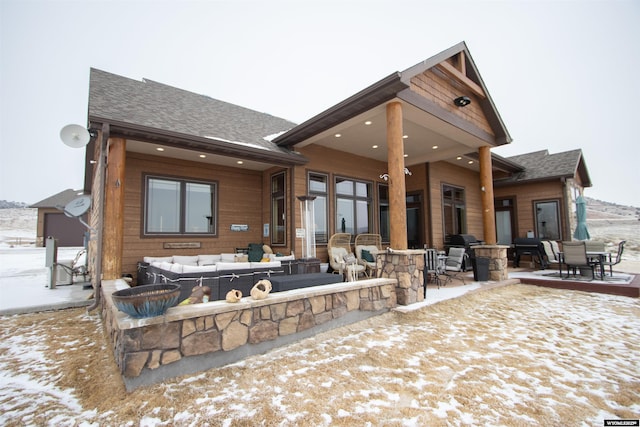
left=102, top=137, right=126, bottom=280
left=437, top=61, right=486, bottom=99
left=479, top=146, right=496, bottom=244
left=386, top=101, right=408, bottom=250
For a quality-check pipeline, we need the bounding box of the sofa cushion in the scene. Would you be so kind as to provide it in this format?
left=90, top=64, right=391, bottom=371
left=220, top=253, right=237, bottom=262
left=144, top=256, right=173, bottom=264
left=198, top=254, right=221, bottom=266
left=173, top=255, right=199, bottom=266
left=182, top=264, right=217, bottom=273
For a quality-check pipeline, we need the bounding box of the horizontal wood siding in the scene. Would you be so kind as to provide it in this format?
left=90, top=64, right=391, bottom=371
left=428, top=161, right=484, bottom=248
left=410, top=69, right=493, bottom=136
left=294, top=145, right=388, bottom=262
left=494, top=181, right=568, bottom=240
left=121, top=152, right=264, bottom=278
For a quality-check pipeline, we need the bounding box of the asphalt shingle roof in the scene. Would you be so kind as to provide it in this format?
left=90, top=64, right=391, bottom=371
left=30, top=189, right=85, bottom=209
left=88, top=68, right=302, bottom=159
left=496, top=149, right=588, bottom=184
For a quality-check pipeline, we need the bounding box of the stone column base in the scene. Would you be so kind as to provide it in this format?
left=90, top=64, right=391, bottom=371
left=473, top=245, right=509, bottom=281
left=377, top=250, right=425, bottom=305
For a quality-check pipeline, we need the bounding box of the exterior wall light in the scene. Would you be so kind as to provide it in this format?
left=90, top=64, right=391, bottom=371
left=454, top=96, right=471, bottom=107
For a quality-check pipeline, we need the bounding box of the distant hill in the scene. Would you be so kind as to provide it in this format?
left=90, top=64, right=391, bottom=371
left=585, top=197, right=640, bottom=220
left=0, top=200, right=29, bottom=209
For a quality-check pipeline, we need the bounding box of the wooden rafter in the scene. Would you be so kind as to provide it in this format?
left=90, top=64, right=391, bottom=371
left=436, top=52, right=486, bottom=99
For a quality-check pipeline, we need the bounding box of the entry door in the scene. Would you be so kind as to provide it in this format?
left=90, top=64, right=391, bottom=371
left=495, top=198, right=515, bottom=245
left=406, top=192, right=423, bottom=249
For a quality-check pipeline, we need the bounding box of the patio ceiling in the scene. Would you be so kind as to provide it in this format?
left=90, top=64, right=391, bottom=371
left=290, top=98, right=491, bottom=172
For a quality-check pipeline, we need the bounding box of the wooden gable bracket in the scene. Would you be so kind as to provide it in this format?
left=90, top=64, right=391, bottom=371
left=436, top=52, right=486, bottom=99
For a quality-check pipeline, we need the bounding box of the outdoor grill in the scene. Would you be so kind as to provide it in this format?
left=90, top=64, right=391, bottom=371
left=513, top=237, right=547, bottom=269
left=446, top=234, right=484, bottom=270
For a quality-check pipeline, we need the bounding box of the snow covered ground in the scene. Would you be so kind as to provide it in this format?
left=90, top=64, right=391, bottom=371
left=0, top=208, right=639, bottom=425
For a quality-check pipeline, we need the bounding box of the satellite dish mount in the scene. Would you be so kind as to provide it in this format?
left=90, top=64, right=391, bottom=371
left=56, top=195, right=95, bottom=232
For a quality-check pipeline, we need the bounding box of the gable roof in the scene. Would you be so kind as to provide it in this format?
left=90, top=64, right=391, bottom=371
left=274, top=41, right=511, bottom=148
left=494, top=149, right=592, bottom=187
left=88, top=68, right=306, bottom=166
left=30, top=189, right=86, bottom=209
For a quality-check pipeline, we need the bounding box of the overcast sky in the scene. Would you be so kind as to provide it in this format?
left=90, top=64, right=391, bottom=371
left=1, top=0, right=639, bottom=207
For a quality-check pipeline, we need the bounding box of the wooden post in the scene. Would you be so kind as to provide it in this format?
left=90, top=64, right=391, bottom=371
left=102, top=137, right=126, bottom=280
left=479, top=146, right=496, bottom=244
left=386, top=101, right=408, bottom=250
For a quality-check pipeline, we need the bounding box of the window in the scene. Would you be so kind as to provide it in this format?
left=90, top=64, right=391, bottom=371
left=534, top=200, right=561, bottom=240
left=378, top=184, right=389, bottom=243
left=144, top=176, right=216, bottom=235
left=271, top=172, right=286, bottom=245
left=335, top=177, right=372, bottom=235
left=442, top=184, right=466, bottom=240
left=308, top=172, right=328, bottom=243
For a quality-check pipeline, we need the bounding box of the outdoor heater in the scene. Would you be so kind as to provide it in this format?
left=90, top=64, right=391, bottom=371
left=297, top=195, right=320, bottom=273
left=298, top=195, right=317, bottom=259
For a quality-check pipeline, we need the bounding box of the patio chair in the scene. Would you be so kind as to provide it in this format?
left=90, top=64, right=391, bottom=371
left=585, top=240, right=605, bottom=253
left=354, top=233, right=382, bottom=278
left=601, top=240, right=626, bottom=276
left=542, top=240, right=562, bottom=273
left=328, top=233, right=365, bottom=281
left=424, top=248, right=442, bottom=290
left=561, top=241, right=597, bottom=280
left=442, top=247, right=467, bottom=285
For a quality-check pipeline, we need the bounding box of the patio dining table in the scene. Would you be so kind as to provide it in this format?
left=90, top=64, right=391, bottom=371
left=587, top=251, right=610, bottom=279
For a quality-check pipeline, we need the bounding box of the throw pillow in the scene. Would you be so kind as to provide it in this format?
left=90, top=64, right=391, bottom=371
left=361, top=249, right=375, bottom=263
left=343, top=253, right=357, bottom=264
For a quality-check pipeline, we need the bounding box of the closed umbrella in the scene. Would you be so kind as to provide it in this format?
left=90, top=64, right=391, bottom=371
left=573, top=195, right=590, bottom=240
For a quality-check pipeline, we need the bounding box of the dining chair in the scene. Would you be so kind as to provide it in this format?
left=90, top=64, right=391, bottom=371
left=561, top=241, right=597, bottom=280
left=602, top=240, right=626, bottom=276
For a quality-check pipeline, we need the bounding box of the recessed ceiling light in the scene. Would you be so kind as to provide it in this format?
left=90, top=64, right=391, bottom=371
left=432, top=145, right=439, bottom=150
left=468, top=160, right=474, bottom=164
left=372, top=145, right=378, bottom=149
left=199, top=154, right=206, bottom=158
left=402, top=135, right=408, bottom=139
left=156, top=147, right=165, bottom=152
left=456, top=156, right=462, bottom=160
left=335, top=133, right=342, bottom=138
left=237, top=160, right=244, bottom=165
left=364, top=121, right=372, bottom=125
left=404, top=154, right=408, bottom=158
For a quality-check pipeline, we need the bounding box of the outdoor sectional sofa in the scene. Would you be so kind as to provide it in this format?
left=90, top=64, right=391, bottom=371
left=137, top=253, right=342, bottom=303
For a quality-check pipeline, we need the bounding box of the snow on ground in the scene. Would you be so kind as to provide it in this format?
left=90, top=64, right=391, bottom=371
left=0, top=282, right=638, bottom=425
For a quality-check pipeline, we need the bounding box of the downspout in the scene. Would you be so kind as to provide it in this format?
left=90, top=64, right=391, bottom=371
left=87, top=123, right=109, bottom=312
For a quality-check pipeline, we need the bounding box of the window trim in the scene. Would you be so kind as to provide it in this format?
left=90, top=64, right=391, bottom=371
left=308, top=171, right=329, bottom=244
left=270, top=171, right=287, bottom=246
left=533, top=198, right=562, bottom=240
left=334, top=175, right=373, bottom=236
left=441, top=183, right=467, bottom=243
left=142, top=174, right=218, bottom=237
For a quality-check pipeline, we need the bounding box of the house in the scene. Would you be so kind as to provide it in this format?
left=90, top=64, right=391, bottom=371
left=30, top=188, right=89, bottom=247
left=84, top=41, right=514, bottom=284
left=493, top=149, right=592, bottom=244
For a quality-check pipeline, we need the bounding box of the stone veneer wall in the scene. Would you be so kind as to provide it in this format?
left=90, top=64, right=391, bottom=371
left=101, top=277, right=398, bottom=391
left=377, top=250, right=425, bottom=305
left=473, top=245, right=509, bottom=281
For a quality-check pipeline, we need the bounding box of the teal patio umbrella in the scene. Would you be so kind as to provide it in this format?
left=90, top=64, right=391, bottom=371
left=573, top=195, right=590, bottom=240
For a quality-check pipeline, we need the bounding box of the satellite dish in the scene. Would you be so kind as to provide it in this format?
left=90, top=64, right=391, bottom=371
left=60, top=124, right=91, bottom=148
left=63, top=195, right=92, bottom=218
left=57, top=195, right=95, bottom=232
